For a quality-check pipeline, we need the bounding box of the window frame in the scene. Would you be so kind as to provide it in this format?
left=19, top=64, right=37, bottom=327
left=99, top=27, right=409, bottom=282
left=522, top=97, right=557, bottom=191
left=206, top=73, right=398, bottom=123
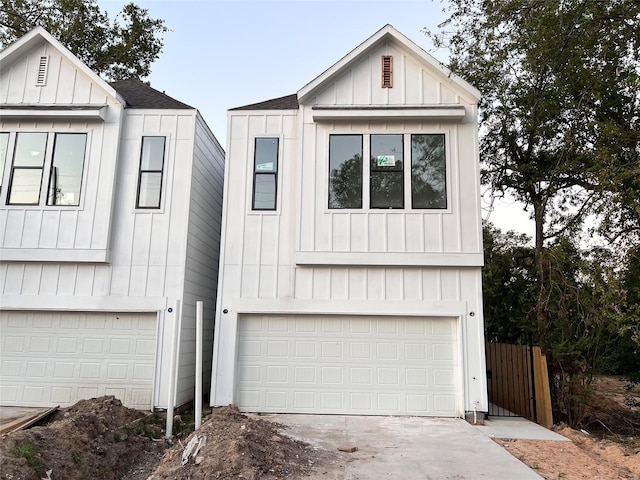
left=326, top=131, right=449, bottom=212
left=135, top=136, right=166, bottom=210
left=251, top=137, right=280, bottom=212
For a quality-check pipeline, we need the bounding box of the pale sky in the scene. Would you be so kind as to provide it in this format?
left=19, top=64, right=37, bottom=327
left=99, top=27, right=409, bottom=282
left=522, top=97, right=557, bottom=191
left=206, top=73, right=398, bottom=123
left=98, top=0, right=535, bottom=237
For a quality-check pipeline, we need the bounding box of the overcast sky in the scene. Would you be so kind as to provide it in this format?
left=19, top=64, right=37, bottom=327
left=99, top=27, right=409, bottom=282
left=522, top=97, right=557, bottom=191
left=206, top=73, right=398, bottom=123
left=98, top=0, right=535, bottom=237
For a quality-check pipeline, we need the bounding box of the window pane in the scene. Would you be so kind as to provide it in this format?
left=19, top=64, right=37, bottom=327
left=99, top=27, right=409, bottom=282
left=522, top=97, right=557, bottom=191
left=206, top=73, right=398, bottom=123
left=8, top=169, right=43, bottom=204
left=371, top=171, right=404, bottom=208
left=13, top=132, right=47, bottom=167
left=47, top=133, right=86, bottom=206
left=255, top=138, right=278, bottom=172
left=253, top=173, right=276, bottom=210
left=138, top=172, right=162, bottom=208
left=0, top=133, right=8, bottom=187
left=329, top=135, right=362, bottom=209
left=371, top=134, right=403, bottom=208
left=140, top=137, right=165, bottom=170
left=411, top=134, right=446, bottom=209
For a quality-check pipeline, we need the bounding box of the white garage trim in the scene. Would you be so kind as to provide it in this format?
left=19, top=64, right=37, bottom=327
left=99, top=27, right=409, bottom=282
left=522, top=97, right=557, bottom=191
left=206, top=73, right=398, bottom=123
left=236, top=315, right=461, bottom=416
left=0, top=311, right=157, bottom=410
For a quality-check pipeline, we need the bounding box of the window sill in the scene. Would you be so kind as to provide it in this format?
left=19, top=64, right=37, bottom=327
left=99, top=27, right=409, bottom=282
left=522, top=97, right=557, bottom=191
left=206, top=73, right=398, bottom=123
left=295, top=251, right=483, bottom=267
left=0, top=247, right=109, bottom=263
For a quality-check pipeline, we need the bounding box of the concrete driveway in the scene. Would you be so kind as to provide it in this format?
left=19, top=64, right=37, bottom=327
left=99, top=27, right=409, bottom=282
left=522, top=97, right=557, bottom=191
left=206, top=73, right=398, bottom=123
left=255, top=414, right=544, bottom=479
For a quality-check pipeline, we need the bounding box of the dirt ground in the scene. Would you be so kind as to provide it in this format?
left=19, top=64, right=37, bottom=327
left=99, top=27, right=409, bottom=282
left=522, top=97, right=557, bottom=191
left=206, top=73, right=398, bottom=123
left=1, top=376, right=638, bottom=480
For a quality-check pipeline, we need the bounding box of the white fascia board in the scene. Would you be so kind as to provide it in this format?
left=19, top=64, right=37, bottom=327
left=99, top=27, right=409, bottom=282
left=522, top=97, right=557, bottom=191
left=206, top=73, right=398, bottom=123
left=0, top=248, right=109, bottom=263
left=297, top=24, right=480, bottom=105
left=295, top=251, right=484, bottom=267
left=0, top=295, right=167, bottom=312
left=226, top=298, right=468, bottom=317
left=311, top=105, right=467, bottom=122
left=0, top=105, right=108, bottom=120
left=0, top=26, right=121, bottom=101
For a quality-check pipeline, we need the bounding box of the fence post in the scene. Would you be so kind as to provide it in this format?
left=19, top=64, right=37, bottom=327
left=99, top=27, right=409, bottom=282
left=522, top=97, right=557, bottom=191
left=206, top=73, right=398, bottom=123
left=533, top=346, right=553, bottom=428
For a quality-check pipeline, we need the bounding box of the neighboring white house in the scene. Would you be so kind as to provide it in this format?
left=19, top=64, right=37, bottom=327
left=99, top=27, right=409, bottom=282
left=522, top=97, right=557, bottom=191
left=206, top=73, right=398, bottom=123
left=210, top=25, right=487, bottom=417
left=0, top=27, right=225, bottom=410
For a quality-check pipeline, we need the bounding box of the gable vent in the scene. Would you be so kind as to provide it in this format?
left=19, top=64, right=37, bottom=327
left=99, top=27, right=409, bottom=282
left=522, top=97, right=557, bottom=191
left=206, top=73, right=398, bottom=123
left=381, top=55, right=393, bottom=88
left=36, top=56, right=49, bottom=86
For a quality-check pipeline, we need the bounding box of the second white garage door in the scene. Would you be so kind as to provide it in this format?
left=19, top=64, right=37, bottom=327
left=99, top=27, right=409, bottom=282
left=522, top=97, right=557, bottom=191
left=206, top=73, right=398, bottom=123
left=236, top=315, right=460, bottom=416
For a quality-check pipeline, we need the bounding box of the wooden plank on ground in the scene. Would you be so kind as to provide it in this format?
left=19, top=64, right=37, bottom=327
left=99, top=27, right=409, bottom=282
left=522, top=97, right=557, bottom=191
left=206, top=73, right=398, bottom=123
left=0, top=406, right=58, bottom=435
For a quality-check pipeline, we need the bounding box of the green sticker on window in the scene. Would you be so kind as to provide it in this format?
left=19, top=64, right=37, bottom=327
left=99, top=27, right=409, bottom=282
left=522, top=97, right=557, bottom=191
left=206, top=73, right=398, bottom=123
left=377, top=155, right=395, bottom=167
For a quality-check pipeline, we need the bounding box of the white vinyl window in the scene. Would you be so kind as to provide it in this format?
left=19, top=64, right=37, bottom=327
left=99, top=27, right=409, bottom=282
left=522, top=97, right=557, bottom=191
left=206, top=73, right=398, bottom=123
left=136, top=136, right=166, bottom=209
left=5, top=132, right=87, bottom=206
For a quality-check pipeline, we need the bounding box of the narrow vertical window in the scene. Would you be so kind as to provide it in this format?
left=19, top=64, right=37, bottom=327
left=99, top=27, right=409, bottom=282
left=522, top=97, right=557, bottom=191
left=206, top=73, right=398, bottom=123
left=252, top=138, right=279, bottom=210
left=411, top=134, right=447, bottom=209
left=381, top=55, right=393, bottom=88
left=329, top=135, right=362, bottom=209
left=7, top=132, right=48, bottom=205
left=47, top=133, right=87, bottom=206
left=136, top=136, right=165, bottom=208
left=0, top=132, right=9, bottom=187
left=370, top=134, right=403, bottom=209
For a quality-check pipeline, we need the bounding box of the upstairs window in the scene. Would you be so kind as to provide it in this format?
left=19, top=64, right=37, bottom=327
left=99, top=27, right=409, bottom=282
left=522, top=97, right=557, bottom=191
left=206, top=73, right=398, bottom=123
left=0, top=133, right=9, bottom=188
left=47, top=133, right=87, bottom=206
left=252, top=138, right=279, bottom=210
left=7, top=132, right=48, bottom=205
left=136, top=136, right=165, bottom=209
left=370, top=134, right=403, bottom=209
left=328, top=135, right=362, bottom=209
left=328, top=133, right=447, bottom=210
left=411, top=134, right=447, bottom=209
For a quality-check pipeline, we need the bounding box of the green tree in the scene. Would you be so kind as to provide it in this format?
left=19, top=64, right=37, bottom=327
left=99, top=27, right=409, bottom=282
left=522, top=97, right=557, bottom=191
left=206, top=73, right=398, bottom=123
left=427, top=0, right=640, bottom=329
left=0, top=0, right=168, bottom=81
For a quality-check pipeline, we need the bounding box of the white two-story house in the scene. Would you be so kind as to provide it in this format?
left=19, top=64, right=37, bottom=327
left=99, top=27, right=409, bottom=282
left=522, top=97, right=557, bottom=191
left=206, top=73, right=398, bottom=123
left=0, top=27, right=225, bottom=410
left=210, top=25, right=487, bottom=417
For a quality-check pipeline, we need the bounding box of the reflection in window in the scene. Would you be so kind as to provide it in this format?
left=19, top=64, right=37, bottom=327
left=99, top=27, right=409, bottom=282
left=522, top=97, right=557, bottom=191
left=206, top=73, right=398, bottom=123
left=252, top=138, right=279, bottom=210
left=136, top=136, right=165, bottom=208
left=329, top=135, right=362, bottom=209
left=0, top=133, right=8, bottom=187
left=47, top=133, right=87, bottom=206
left=370, top=134, right=403, bottom=209
left=411, top=134, right=446, bottom=209
left=7, top=132, right=48, bottom=205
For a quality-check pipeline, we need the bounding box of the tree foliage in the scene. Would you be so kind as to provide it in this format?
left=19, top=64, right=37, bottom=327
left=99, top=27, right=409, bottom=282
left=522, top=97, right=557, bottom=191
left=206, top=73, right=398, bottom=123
left=428, top=0, right=640, bottom=249
left=0, top=0, right=168, bottom=81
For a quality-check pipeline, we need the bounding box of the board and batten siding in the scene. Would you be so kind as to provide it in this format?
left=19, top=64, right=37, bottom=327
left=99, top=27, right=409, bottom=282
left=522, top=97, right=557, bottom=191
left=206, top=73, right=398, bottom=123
left=0, top=107, right=223, bottom=408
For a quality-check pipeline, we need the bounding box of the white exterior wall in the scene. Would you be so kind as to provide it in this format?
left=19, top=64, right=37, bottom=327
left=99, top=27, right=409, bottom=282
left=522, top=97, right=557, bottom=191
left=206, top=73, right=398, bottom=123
left=212, top=31, right=487, bottom=414
left=0, top=33, right=225, bottom=408
left=0, top=39, right=123, bottom=262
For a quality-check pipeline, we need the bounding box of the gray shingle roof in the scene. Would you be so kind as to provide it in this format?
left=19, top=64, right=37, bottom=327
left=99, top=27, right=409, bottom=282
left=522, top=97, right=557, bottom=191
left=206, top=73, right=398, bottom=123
left=230, top=93, right=299, bottom=111
left=110, top=79, right=193, bottom=109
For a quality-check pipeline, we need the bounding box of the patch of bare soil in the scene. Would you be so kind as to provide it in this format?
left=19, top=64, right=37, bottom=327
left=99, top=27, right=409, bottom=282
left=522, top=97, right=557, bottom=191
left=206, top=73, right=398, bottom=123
left=0, top=396, right=168, bottom=480
left=1, top=399, right=335, bottom=480
left=497, top=376, right=640, bottom=480
left=149, top=405, right=333, bottom=480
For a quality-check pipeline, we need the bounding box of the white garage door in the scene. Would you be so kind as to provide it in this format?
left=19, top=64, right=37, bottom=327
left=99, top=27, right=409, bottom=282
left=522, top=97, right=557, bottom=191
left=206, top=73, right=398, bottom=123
left=0, top=311, right=157, bottom=410
left=236, top=315, right=460, bottom=416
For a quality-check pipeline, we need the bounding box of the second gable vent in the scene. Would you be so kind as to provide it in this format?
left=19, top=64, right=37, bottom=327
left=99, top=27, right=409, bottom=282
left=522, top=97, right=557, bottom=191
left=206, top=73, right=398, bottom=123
left=382, top=55, right=393, bottom=88
left=36, top=56, right=49, bottom=86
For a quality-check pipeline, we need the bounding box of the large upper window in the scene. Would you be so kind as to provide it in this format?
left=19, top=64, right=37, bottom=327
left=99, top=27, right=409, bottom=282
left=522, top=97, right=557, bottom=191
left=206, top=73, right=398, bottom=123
left=136, top=136, right=165, bottom=209
left=5, top=132, right=88, bottom=206
left=252, top=138, right=279, bottom=210
left=328, top=133, right=446, bottom=210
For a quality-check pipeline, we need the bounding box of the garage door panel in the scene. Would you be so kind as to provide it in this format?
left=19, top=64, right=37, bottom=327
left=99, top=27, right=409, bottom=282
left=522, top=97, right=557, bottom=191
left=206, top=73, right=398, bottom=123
left=237, top=315, right=460, bottom=416
left=0, top=311, right=156, bottom=409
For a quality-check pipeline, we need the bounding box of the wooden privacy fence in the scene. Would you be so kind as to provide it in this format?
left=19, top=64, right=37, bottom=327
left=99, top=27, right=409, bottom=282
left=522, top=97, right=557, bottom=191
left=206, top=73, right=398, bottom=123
left=485, top=341, right=553, bottom=428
